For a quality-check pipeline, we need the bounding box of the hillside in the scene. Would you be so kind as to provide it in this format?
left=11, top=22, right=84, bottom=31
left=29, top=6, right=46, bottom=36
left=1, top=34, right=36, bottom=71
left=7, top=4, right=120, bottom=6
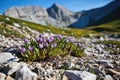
left=88, top=6, right=120, bottom=26
left=87, top=18, right=120, bottom=38
left=0, top=15, right=95, bottom=38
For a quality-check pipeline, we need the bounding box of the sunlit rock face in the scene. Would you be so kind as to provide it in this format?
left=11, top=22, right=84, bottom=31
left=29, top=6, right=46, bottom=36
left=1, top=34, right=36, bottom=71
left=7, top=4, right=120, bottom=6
left=4, top=0, right=120, bottom=28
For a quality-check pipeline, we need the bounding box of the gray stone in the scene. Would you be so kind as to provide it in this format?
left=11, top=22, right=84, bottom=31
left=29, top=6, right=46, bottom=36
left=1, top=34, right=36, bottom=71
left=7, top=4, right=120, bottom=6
left=104, top=75, right=114, bottom=80
left=64, top=70, right=97, bottom=80
left=88, top=67, right=102, bottom=75
left=15, top=65, right=37, bottom=80
left=97, top=60, right=114, bottom=68
left=63, top=61, right=74, bottom=69
left=88, top=60, right=96, bottom=64
left=0, top=52, right=19, bottom=64
left=2, top=46, right=21, bottom=57
left=7, top=62, right=27, bottom=75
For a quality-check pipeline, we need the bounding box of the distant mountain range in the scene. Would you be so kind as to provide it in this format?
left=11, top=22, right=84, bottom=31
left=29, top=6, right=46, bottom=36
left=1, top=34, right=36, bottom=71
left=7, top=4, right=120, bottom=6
left=3, top=0, right=120, bottom=28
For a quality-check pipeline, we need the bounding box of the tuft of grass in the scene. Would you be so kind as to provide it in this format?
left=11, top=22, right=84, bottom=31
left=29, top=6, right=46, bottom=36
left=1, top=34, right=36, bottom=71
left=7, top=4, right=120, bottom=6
left=0, top=23, right=25, bottom=38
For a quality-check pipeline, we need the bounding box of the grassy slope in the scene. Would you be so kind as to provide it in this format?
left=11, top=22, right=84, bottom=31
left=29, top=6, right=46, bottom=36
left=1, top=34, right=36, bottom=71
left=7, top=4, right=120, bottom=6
left=0, top=14, right=120, bottom=38
left=0, top=15, right=96, bottom=38
left=87, top=19, right=120, bottom=34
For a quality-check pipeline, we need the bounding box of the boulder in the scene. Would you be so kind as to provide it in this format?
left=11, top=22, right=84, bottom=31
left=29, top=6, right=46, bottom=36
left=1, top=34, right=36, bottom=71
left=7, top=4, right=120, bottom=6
left=64, top=70, right=97, bottom=80
left=0, top=52, right=19, bottom=64
left=88, top=67, right=102, bottom=75
left=7, top=62, right=27, bottom=76
left=2, top=46, right=21, bottom=57
left=104, top=75, right=114, bottom=80
left=15, top=64, right=37, bottom=80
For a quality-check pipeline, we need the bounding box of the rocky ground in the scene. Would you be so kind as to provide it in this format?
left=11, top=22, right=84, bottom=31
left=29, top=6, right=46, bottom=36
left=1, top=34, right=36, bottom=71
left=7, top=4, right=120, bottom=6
left=0, top=34, right=120, bottom=80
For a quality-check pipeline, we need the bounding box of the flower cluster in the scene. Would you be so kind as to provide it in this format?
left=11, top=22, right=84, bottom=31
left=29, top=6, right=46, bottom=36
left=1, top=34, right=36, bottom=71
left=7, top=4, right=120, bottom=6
left=20, top=34, right=85, bottom=62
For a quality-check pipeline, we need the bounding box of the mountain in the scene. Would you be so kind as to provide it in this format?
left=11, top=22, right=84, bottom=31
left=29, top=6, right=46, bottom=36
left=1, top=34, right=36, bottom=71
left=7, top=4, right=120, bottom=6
left=71, top=0, right=120, bottom=28
left=47, top=3, right=74, bottom=20
left=88, top=6, right=120, bottom=26
left=3, top=6, right=58, bottom=26
left=3, top=0, right=120, bottom=28
left=3, top=4, right=81, bottom=28
left=47, top=3, right=81, bottom=27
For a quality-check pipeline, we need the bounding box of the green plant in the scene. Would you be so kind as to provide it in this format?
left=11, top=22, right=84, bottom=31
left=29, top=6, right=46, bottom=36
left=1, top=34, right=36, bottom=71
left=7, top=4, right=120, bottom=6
left=20, top=34, right=85, bottom=62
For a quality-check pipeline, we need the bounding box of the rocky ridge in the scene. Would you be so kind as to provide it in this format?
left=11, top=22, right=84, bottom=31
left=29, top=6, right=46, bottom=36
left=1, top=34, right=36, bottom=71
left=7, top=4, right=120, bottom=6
left=4, top=0, right=120, bottom=28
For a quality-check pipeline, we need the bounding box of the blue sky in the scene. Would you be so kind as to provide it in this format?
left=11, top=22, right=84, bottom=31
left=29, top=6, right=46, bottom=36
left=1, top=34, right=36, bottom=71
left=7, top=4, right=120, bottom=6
left=0, top=0, right=113, bottom=14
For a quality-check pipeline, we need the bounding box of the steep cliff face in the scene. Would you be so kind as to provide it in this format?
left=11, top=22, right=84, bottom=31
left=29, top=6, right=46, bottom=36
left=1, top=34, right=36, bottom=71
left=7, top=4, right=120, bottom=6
left=4, top=6, right=48, bottom=17
left=47, top=3, right=74, bottom=20
left=71, top=0, right=120, bottom=28
left=3, top=0, right=120, bottom=28
left=47, top=3, right=82, bottom=27
left=4, top=4, right=81, bottom=27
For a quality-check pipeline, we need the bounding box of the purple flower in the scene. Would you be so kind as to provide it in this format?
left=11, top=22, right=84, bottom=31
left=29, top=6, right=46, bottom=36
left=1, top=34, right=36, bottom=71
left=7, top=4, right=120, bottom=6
left=39, top=34, right=44, bottom=38
left=51, top=43, right=57, bottom=48
left=36, top=38, right=43, bottom=43
left=78, top=43, right=80, bottom=46
left=45, top=43, right=49, bottom=47
left=20, top=44, right=24, bottom=47
left=39, top=43, right=43, bottom=49
left=20, top=48, right=26, bottom=53
left=66, top=37, right=74, bottom=42
left=28, top=46, right=33, bottom=52
left=81, top=44, right=85, bottom=48
left=36, top=38, right=40, bottom=42
left=69, top=38, right=74, bottom=42
left=24, top=38, right=28, bottom=43
left=47, top=37, right=54, bottom=43
left=57, top=34, right=62, bottom=39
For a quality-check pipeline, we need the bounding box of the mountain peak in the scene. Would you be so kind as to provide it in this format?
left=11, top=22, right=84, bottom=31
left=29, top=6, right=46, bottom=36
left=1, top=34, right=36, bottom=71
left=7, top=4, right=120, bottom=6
left=51, top=3, right=63, bottom=9
left=53, top=3, right=59, bottom=6
left=47, top=3, right=74, bottom=20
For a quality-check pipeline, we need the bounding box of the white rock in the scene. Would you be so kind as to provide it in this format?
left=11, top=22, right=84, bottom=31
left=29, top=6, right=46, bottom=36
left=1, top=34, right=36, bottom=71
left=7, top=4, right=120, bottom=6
left=84, top=47, right=94, bottom=56
left=7, top=62, right=21, bottom=75
left=13, top=23, right=20, bottom=27
left=0, top=52, right=19, bottom=64
left=6, top=18, right=10, bottom=21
